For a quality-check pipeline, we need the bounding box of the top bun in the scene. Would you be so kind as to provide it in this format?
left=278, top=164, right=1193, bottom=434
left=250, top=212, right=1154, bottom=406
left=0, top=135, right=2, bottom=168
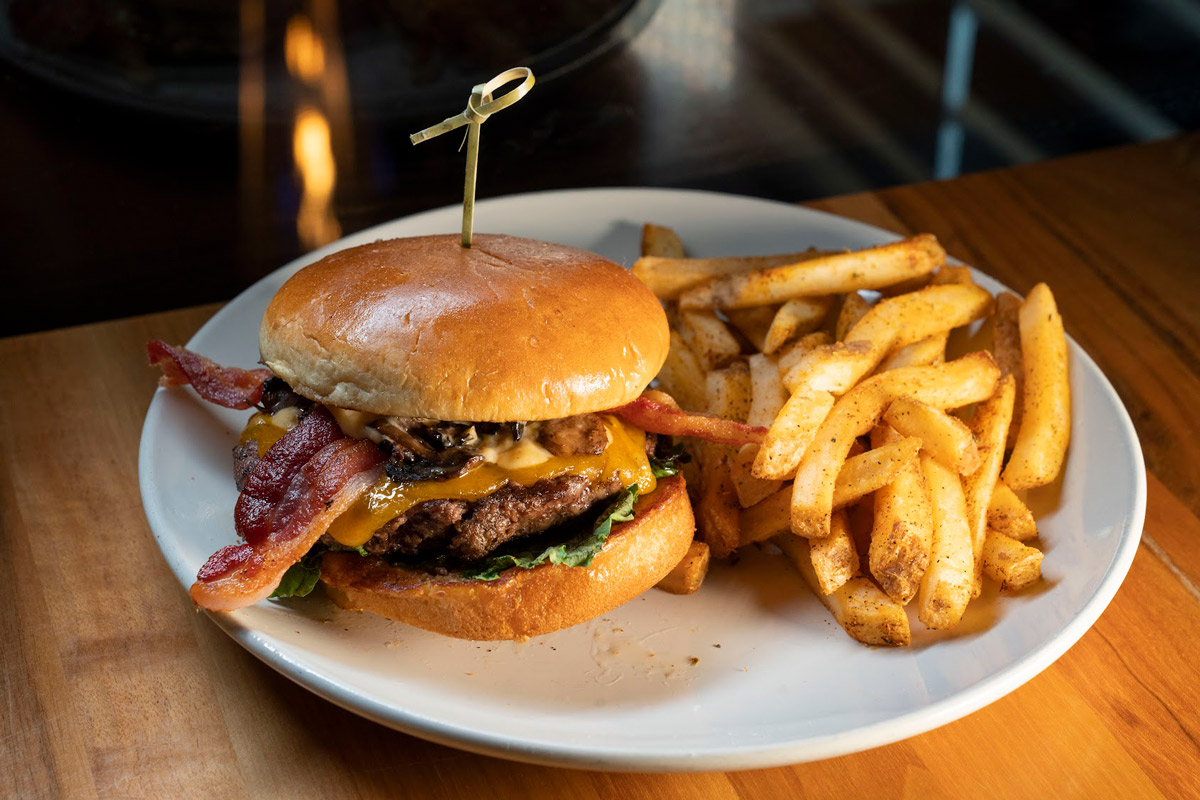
left=259, top=234, right=670, bottom=421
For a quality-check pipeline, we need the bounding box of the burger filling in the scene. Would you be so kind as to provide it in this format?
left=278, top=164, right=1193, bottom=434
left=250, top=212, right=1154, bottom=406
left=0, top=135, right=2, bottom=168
left=234, top=378, right=667, bottom=572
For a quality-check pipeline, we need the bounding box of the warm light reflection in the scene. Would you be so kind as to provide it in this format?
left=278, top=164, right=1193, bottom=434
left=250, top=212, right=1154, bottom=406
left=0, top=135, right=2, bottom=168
left=293, top=105, right=341, bottom=249
left=285, top=15, right=326, bottom=85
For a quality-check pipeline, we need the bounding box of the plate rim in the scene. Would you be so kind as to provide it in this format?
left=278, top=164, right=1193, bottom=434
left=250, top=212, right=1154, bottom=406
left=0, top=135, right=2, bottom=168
left=139, top=186, right=1147, bottom=772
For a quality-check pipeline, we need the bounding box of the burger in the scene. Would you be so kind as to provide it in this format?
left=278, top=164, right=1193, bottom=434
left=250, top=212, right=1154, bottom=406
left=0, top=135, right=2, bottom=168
left=149, top=233, right=762, bottom=641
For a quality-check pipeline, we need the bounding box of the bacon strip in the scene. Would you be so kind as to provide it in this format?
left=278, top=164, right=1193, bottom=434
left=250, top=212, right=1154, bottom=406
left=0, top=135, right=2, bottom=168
left=190, top=437, right=384, bottom=612
left=611, top=392, right=768, bottom=446
left=235, top=407, right=345, bottom=546
left=147, top=340, right=272, bottom=409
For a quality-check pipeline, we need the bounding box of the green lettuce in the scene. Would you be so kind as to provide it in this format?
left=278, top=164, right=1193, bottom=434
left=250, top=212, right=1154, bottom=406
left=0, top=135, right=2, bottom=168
left=270, top=551, right=322, bottom=599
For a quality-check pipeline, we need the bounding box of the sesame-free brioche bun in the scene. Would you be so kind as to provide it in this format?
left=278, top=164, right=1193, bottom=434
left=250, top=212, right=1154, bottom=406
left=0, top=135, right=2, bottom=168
left=259, top=234, right=670, bottom=421
left=320, top=475, right=693, bottom=641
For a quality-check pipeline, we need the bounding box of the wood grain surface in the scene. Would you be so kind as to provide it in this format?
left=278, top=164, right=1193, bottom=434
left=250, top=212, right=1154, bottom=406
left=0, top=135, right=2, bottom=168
left=3, top=136, right=1198, bottom=799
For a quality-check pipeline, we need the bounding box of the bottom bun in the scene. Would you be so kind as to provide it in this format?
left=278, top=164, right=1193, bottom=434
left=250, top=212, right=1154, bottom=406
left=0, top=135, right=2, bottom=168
left=321, top=475, right=694, bottom=641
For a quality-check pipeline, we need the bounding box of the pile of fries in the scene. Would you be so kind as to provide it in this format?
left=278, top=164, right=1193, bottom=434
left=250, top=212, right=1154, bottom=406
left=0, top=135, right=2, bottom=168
left=643, top=224, right=1070, bottom=646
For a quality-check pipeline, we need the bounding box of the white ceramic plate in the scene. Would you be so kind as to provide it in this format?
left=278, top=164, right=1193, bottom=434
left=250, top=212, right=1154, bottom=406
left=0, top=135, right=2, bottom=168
left=139, top=188, right=1145, bottom=772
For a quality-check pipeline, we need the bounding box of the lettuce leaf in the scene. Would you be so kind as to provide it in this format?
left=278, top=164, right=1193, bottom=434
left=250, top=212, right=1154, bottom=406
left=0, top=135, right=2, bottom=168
left=463, top=484, right=640, bottom=581
left=270, top=552, right=322, bottom=599
left=649, top=442, right=689, bottom=478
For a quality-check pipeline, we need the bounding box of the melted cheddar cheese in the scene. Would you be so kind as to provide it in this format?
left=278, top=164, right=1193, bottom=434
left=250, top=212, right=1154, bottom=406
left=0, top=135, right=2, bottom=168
left=237, top=411, right=655, bottom=549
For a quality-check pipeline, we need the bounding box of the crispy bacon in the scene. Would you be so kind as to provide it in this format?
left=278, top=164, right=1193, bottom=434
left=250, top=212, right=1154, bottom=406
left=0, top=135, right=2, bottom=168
left=147, top=340, right=272, bottom=410
left=235, top=407, right=345, bottom=546
left=190, top=436, right=384, bottom=612
left=610, top=392, right=768, bottom=446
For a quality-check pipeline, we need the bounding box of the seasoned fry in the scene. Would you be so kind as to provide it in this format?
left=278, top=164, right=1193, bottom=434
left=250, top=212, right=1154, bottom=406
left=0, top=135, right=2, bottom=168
left=633, top=249, right=826, bottom=299
left=697, top=452, right=740, bottom=559
left=776, top=331, right=831, bottom=379
left=835, top=291, right=873, bottom=341
left=776, top=531, right=911, bottom=646
left=916, top=454, right=974, bottom=629
left=655, top=331, right=708, bottom=411
left=706, top=361, right=752, bottom=422
left=678, top=311, right=742, bottom=370
left=678, top=235, right=946, bottom=310
left=993, top=291, right=1025, bottom=450
left=730, top=444, right=781, bottom=508
left=657, top=540, right=710, bottom=594
left=731, top=354, right=790, bottom=507
left=642, top=223, right=686, bottom=258
left=763, top=296, right=834, bottom=354
left=746, top=353, right=788, bottom=428
left=781, top=283, right=993, bottom=394
left=807, top=509, right=860, bottom=595
left=790, top=352, right=1000, bottom=539
left=962, top=375, right=1016, bottom=593
left=726, top=306, right=778, bottom=352
left=982, top=529, right=1043, bottom=592
left=876, top=332, right=948, bottom=372
left=868, top=426, right=934, bottom=605
left=883, top=396, right=982, bottom=474
left=987, top=481, right=1037, bottom=541
left=752, top=390, right=835, bottom=480
left=831, top=435, right=921, bottom=508
left=930, top=264, right=974, bottom=286
left=1004, top=283, right=1070, bottom=489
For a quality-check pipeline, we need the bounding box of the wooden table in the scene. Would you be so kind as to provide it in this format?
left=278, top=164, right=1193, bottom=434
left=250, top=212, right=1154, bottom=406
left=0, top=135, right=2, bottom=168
left=3, top=136, right=1197, bottom=798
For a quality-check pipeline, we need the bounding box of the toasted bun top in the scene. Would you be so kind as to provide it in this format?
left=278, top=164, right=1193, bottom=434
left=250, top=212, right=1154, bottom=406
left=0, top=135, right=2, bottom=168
left=259, top=234, right=669, bottom=421
left=320, top=475, right=694, bottom=641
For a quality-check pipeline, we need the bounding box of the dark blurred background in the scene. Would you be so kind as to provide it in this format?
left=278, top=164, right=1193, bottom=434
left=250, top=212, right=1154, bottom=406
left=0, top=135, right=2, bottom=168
left=1, top=0, right=1195, bottom=336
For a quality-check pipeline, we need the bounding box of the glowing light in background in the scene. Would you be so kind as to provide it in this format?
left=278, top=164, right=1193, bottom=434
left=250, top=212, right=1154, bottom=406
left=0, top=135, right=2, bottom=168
left=285, top=15, right=326, bottom=85
left=292, top=103, right=341, bottom=249
left=286, top=11, right=344, bottom=250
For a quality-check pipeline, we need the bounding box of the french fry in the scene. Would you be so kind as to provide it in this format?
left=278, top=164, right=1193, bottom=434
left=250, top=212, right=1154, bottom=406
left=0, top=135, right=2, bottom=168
left=807, top=509, right=860, bottom=595
left=641, top=223, right=686, bottom=258
left=746, top=353, right=788, bottom=428
left=962, top=375, right=1016, bottom=594
left=835, top=291, right=873, bottom=341
left=987, top=481, right=1037, bottom=541
left=868, top=426, right=933, bottom=605
left=1003, top=283, right=1070, bottom=489
left=790, top=352, right=1000, bottom=539
left=993, top=291, right=1024, bottom=450
left=752, top=390, right=835, bottom=480
left=982, top=529, right=1043, bottom=592
left=678, top=235, right=946, bottom=310
left=679, top=311, right=742, bottom=370
left=655, top=331, right=708, bottom=411
left=633, top=250, right=826, bottom=300
left=706, top=361, right=752, bottom=422
left=882, top=396, right=982, bottom=474
left=916, top=454, right=974, bottom=629
left=775, top=531, right=911, bottom=646
left=730, top=354, right=790, bottom=506
left=697, top=453, right=740, bottom=558
left=726, top=306, right=778, bottom=352
left=831, top=435, right=921, bottom=508
left=930, top=264, right=974, bottom=285
left=763, top=296, right=834, bottom=354
left=776, top=331, right=831, bottom=379
left=730, top=444, right=781, bottom=508
left=875, top=332, right=948, bottom=372
left=656, top=540, right=710, bottom=594
left=781, top=283, right=993, bottom=394
left=739, top=485, right=792, bottom=545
